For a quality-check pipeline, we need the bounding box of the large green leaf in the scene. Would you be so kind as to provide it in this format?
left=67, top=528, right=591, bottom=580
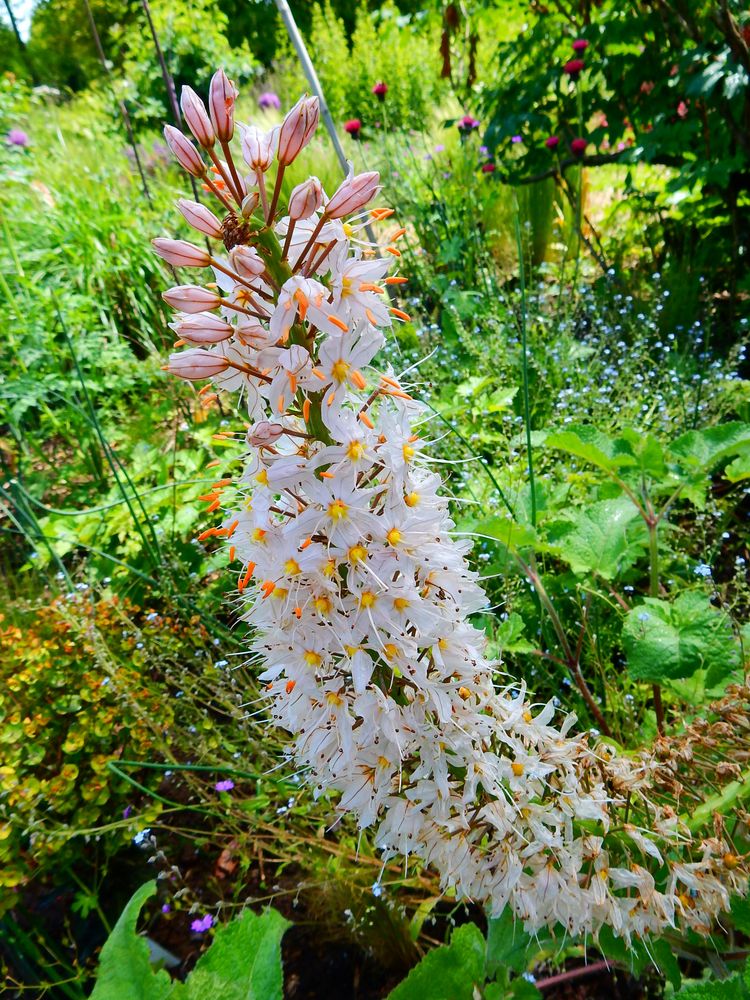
left=668, top=422, right=750, bottom=471
left=90, top=882, right=172, bottom=1000
left=676, top=972, right=747, bottom=999
left=174, top=908, right=289, bottom=1000
left=623, top=592, right=740, bottom=684
left=386, top=924, right=486, bottom=1000
left=545, top=497, right=647, bottom=580
left=485, top=909, right=537, bottom=976
left=544, top=426, right=637, bottom=473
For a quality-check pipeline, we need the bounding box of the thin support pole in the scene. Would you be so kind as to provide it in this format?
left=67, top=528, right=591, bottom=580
left=81, top=0, right=152, bottom=206
left=2, top=0, right=37, bottom=83
left=274, top=0, right=380, bottom=249
left=140, top=0, right=205, bottom=210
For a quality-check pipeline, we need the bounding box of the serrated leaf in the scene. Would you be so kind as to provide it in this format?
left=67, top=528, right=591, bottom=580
left=386, top=923, right=485, bottom=1000
left=545, top=497, right=647, bottom=580
left=473, top=517, right=537, bottom=554
left=731, top=895, right=750, bottom=935
left=669, top=422, right=750, bottom=471
left=175, top=908, right=289, bottom=1000
left=623, top=592, right=739, bottom=684
left=676, top=972, right=747, bottom=999
left=725, top=447, right=750, bottom=483
left=90, top=882, right=172, bottom=1000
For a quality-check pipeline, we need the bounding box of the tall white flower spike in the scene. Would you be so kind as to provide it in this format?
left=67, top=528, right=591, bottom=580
left=155, top=75, right=748, bottom=944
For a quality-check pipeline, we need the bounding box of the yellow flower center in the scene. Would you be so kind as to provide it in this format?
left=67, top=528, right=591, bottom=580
left=284, top=558, right=301, bottom=576
left=404, top=491, right=419, bottom=507
left=251, top=528, right=267, bottom=543
left=313, top=595, right=332, bottom=615
left=393, top=597, right=410, bottom=612
left=383, top=643, right=399, bottom=660
left=511, top=762, right=525, bottom=777
left=386, top=527, right=401, bottom=546
left=359, top=591, right=377, bottom=609
left=347, top=439, right=365, bottom=461
left=342, top=222, right=354, bottom=237
left=332, top=359, right=350, bottom=382
left=348, top=543, right=367, bottom=564
left=303, top=650, right=322, bottom=667
left=255, top=469, right=268, bottom=485
left=322, top=557, right=337, bottom=577
left=328, top=499, right=348, bottom=521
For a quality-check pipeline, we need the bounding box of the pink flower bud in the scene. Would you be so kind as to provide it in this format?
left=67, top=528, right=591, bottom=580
left=242, top=125, right=278, bottom=173
left=209, top=69, right=238, bottom=143
left=180, top=86, right=215, bottom=148
left=162, top=285, right=223, bottom=313
left=288, top=176, right=324, bottom=221
left=163, top=125, right=206, bottom=178
left=152, top=238, right=212, bottom=268
left=176, top=198, right=224, bottom=239
left=324, top=169, right=380, bottom=219
left=241, top=191, right=260, bottom=218
left=230, top=245, right=265, bottom=278
left=277, top=96, right=319, bottom=166
left=247, top=421, right=285, bottom=447
left=172, top=313, right=234, bottom=344
left=166, top=348, right=229, bottom=380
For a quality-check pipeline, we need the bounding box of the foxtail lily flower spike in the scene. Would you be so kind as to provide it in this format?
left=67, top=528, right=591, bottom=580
left=181, top=86, right=215, bottom=148
left=164, top=125, right=206, bottom=178
left=152, top=78, right=749, bottom=944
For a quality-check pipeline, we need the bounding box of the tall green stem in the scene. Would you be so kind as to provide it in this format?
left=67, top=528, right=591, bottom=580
left=513, top=208, right=536, bottom=528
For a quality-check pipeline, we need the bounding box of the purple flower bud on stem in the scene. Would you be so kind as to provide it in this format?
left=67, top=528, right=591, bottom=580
left=209, top=69, right=238, bottom=143
left=163, top=285, right=223, bottom=313
left=152, top=238, right=212, bottom=268
left=176, top=199, right=224, bottom=239
left=324, top=169, right=380, bottom=220
left=165, top=349, right=229, bottom=381
left=173, top=313, right=235, bottom=344
left=180, top=86, right=215, bottom=148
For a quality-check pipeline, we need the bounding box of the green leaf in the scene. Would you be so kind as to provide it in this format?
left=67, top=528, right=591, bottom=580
left=386, top=924, right=486, bottom=1000
left=494, top=613, right=535, bottom=655
left=669, top=423, right=750, bottom=471
left=90, top=881, right=172, bottom=1000
left=545, top=426, right=637, bottom=473
left=676, top=972, right=747, bottom=999
left=725, top=446, right=750, bottom=483
left=472, top=517, right=537, bottom=554
left=176, top=908, right=289, bottom=1000
left=650, top=938, right=681, bottom=992
left=486, top=909, right=536, bottom=976
left=730, top=895, right=750, bottom=935
left=623, top=592, right=740, bottom=683
left=545, top=497, right=647, bottom=580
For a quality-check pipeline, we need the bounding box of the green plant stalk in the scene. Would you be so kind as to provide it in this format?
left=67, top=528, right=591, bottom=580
left=646, top=499, right=665, bottom=734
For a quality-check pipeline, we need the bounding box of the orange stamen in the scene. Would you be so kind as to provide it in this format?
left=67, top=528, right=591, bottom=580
left=328, top=315, right=348, bottom=332
left=226, top=519, right=239, bottom=537
left=385, top=246, right=401, bottom=257
left=359, top=411, right=375, bottom=429
left=286, top=679, right=296, bottom=693
left=302, top=398, right=311, bottom=422
left=390, top=307, right=411, bottom=322
left=206, top=499, right=221, bottom=513
left=350, top=369, right=366, bottom=390
left=359, top=282, right=385, bottom=294
left=300, top=536, right=312, bottom=549
left=229, top=545, right=236, bottom=562
left=261, top=579, right=276, bottom=598
left=385, top=276, right=408, bottom=285
left=212, top=478, right=233, bottom=488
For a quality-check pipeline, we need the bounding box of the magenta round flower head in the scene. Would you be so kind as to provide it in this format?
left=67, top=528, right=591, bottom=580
left=563, top=58, right=585, bottom=79
left=343, top=118, right=362, bottom=140
left=457, top=114, right=480, bottom=136
left=180, top=86, right=215, bottom=148
left=481, top=162, right=496, bottom=174
left=209, top=69, right=238, bottom=143
left=570, top=137, right=588, bottom=156
left=372, top=81, right=388, bottom=101
left=278, top=96, right=320, bottom=166
left=7, top=128, right=28, bottom=147
left=164, top=125, right=206, bottom=178
left=545, top=135, right=560, bottom=150
left=258, top=91, right=281, bottom=111
left=324, top=167, right=380, bottom=219
left=572, top=38, right=588, bottom=53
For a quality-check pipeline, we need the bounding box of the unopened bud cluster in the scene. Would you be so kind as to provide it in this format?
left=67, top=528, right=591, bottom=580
left=151, top=70, right=748, bottom=943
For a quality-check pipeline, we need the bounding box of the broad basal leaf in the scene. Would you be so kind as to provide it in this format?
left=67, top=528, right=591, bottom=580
left=90, top=881, right=172, bottom=1000
left=386, top=924, right=486, bottom=1000
left=623, top=592, right=739, bottom=684
left=545, top=497, right=647, bottom=580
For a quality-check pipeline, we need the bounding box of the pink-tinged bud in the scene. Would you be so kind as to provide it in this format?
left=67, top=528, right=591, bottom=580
left=209, top=69, right=238, bottom=143
left=180, top=86, right=215, bottom=148
left=176, top=198, right=224, bottom=239
left=162, top=285, right=222, bottom=313
left=230, top=245, right=265, bottom=278
left=288, top=176, right=324, bottom=221
left=277, top=96, right=319, bottom=166
left=247, top=421, right=284, bottom=447
left=172, top=313, right=234, bottom=344
left=241, top=191, right=260, bottom=218
left=324, top=169, right=380, bottom=219
left=166, top=348, right=229, bottom=380
left=164, top=125, right=206, bottom=178
left=152, top=238, right=212, bottom=268
left=242, top=125, right=278, bottom=173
